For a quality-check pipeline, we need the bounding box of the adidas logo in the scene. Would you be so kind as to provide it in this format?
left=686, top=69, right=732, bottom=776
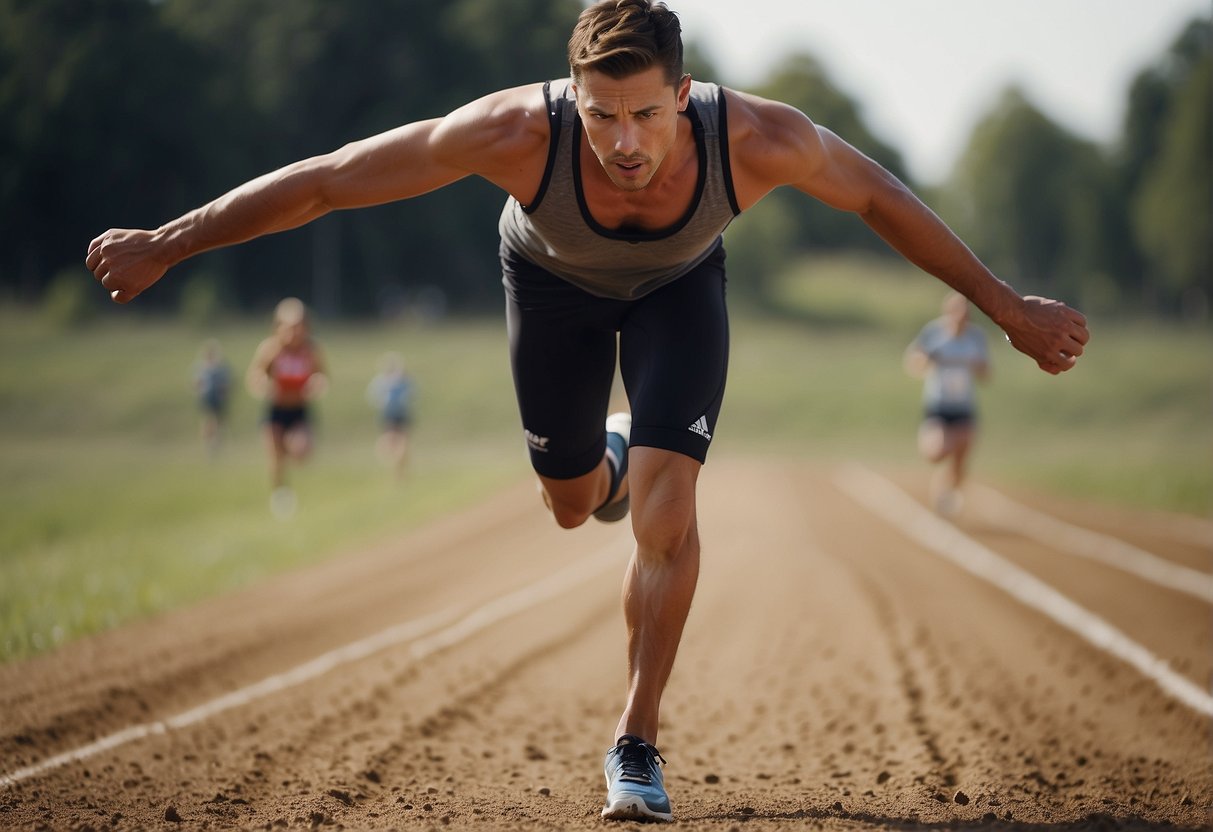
left=688, top=415, right=712, bottom=440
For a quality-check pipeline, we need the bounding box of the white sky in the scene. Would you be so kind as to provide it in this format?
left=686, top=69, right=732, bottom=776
left=677, top=0, right=1210, bottom=183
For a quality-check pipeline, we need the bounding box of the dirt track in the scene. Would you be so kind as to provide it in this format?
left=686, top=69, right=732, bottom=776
left=2, top=458, right=1210, bottom=831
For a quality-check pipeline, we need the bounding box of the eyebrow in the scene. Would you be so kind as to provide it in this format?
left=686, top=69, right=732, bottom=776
left=584, top=102, right=665, bottom=115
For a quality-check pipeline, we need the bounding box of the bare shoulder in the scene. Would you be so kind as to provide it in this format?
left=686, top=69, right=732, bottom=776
left=722, top=88, right=827, bottom=208
left=432, top=83, right=552, bottom=188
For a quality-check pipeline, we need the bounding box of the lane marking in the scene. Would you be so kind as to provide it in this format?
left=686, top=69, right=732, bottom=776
left=971, top=484, right=1213, bottom=603
left=834, top=465, right=1213, bottom=718
left=0, top=537, right=628, bottom=789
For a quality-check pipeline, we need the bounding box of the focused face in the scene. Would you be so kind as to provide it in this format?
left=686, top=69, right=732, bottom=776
left=573, top=65, right=691, bottom=192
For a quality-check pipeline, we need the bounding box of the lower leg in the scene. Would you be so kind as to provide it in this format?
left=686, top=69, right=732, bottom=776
left=267, top=428, right=286, bottom=489
left=612, top=448, right=701, bottom=745
left=949, top=430, right=973, bottom=491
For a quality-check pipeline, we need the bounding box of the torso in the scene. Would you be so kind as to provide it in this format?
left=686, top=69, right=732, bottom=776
left=497, top=79, right=739, bottom=300
left=267, top=344, right=318, bottom=406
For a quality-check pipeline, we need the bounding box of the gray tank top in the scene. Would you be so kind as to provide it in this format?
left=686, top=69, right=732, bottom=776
left=498, top=78, right=741, bottom=300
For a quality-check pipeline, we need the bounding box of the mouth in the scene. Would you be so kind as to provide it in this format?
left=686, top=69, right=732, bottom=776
left=611, top=156, right=647, bottom=174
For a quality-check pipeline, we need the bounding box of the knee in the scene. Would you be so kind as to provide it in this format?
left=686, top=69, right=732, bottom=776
left=539, top=486, right=592, bottom=530
left=550, top=505, right=590, bottom=530
left=632, top=497, right=698, bottom=564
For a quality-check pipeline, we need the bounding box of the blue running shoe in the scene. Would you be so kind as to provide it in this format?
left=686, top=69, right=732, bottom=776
left=592, top=412, right=631, bottom=523
left=601, top=735, right=672, bottom=822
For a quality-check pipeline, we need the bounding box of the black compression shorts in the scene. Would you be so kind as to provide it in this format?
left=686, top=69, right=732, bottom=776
left=502, top=242, right=729, bottom=480
left=266, top=404, right=309, bottom=431
left=924, top=406, right=976, bottom=427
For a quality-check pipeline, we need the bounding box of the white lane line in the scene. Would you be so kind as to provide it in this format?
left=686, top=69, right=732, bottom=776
left=0, top=537, right=628, bottom=789
left=971, top=484, right=1213, bottom=604
left=834, top=465, right=1213, bottom=719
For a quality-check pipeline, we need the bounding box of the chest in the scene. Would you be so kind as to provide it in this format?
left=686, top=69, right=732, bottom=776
left=271, top=351, right=314, bottom=380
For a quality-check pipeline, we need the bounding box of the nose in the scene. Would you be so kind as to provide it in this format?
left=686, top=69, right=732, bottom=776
left=614, top=119, right=641, bottom=156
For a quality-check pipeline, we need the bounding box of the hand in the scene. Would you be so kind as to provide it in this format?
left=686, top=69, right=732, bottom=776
left=1002, top=295, right=1090, bottom=375
left=85, top=228, right=172, bottom=304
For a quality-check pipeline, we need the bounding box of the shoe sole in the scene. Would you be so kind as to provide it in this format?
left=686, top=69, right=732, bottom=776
left=601, top=797, right=672, bottom=823
left=592, top=492, right=630, bottom=523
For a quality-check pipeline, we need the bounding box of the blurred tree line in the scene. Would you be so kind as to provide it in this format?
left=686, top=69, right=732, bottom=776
left=1, top=0, right=1208, bottom=319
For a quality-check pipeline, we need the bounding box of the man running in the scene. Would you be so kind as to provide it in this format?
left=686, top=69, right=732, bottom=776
left=905, top=292, right=991, bottom=517
left=86, top=0, right=1089, bottom=821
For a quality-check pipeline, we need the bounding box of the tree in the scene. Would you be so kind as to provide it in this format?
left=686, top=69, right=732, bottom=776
left=0, top=0, right=218, bottom=302
left=722, top=52, right=915, bottom=306
left=1127, top=18, right=1211, bottom=316
left=941, top=87, right=1121, bottom=309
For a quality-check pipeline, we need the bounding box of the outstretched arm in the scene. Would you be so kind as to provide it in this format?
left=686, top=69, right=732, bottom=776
left=86, top=84, right=550, bottom=303
left=726, top=90, right=1089, bottom=375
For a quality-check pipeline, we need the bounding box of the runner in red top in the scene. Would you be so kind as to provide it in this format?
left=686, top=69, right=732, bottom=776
left=246, top=297, right=328, bottom=516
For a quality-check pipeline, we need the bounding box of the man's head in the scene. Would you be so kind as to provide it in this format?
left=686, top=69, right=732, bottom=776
left=568, top=1, right=692, bottom=192
left=568, top=0, right=684, bottom=86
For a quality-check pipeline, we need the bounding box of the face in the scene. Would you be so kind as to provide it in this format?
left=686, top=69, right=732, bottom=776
left=572, top=66, right=691, bottom=192
left=278, top=319, right=308, bottom=347
left=943, top=295, right=969, bottom=329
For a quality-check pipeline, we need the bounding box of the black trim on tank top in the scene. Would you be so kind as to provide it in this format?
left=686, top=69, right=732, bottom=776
left=521, top=80, right=562, bottom=215
left=717, top=87, right=742, bottom=216
left=570, top=100, right=708, bottom=242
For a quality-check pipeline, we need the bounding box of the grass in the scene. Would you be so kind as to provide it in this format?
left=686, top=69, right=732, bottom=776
left=1, top=256, right=1209, bottom=661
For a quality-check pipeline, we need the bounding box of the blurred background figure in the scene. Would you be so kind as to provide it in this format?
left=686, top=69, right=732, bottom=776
left=246, top=298, right=328, bottom=518
left=904, top=292, right=990, bottom=516
left=193, top=338, right=231, bottom=459
left=366, top=351, right=415, bottom=481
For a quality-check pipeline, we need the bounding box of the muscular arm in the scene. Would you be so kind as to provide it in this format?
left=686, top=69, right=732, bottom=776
left=87, top=84, right=550, bottom=303
left=726, top=89, right=1089, bottom=374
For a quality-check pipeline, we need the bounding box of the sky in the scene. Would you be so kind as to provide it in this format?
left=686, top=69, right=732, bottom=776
left=677, top=0, right=1210, bottom=183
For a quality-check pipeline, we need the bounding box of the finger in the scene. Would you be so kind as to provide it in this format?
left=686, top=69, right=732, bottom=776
left=1062, top=335, right=1085, bottom=357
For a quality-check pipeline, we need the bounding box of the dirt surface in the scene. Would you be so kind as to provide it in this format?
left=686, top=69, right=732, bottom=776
left=2, top=458, right=1210, bottom=831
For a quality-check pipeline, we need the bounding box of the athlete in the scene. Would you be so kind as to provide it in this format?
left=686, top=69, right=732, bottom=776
left=193, top=338, right=232, bottom=458
left=366, top=351, right=415, bottom=480
left=85, top=0, right=1089, bottom=820
left=905, top=292, right=990, bottom=517
left=246, top=297, right=328, bottom=517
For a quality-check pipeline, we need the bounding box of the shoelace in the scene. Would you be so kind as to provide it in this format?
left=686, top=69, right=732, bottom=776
left=614, top=741, right=666, bottom=784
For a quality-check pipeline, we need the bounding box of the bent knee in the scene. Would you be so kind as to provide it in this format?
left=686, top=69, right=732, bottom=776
left=549, top=506, right=590, bottom=530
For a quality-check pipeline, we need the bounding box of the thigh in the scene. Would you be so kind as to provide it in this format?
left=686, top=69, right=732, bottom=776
left=619, top=245, right=729, bottom=464
left=504, top=249, right=622, bottom=479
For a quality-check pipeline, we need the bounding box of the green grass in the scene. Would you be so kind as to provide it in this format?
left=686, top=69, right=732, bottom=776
left=1, top=258, right=1209, bottom=661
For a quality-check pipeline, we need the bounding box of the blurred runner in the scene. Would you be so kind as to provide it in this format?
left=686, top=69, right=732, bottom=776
left=246, top=298, right=328, bottom=517
left=904, top=292, right=990, bottom=516
left=193, top=338, right=231, bottom=459
left=367, top=351, right=415, bottom=480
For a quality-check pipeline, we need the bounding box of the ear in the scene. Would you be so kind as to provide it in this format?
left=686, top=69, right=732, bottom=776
left=676, top=73, right=692, bottom=111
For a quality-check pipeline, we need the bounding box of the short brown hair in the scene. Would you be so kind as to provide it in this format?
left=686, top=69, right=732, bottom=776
left=568, top=0, right=684, bottom=86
